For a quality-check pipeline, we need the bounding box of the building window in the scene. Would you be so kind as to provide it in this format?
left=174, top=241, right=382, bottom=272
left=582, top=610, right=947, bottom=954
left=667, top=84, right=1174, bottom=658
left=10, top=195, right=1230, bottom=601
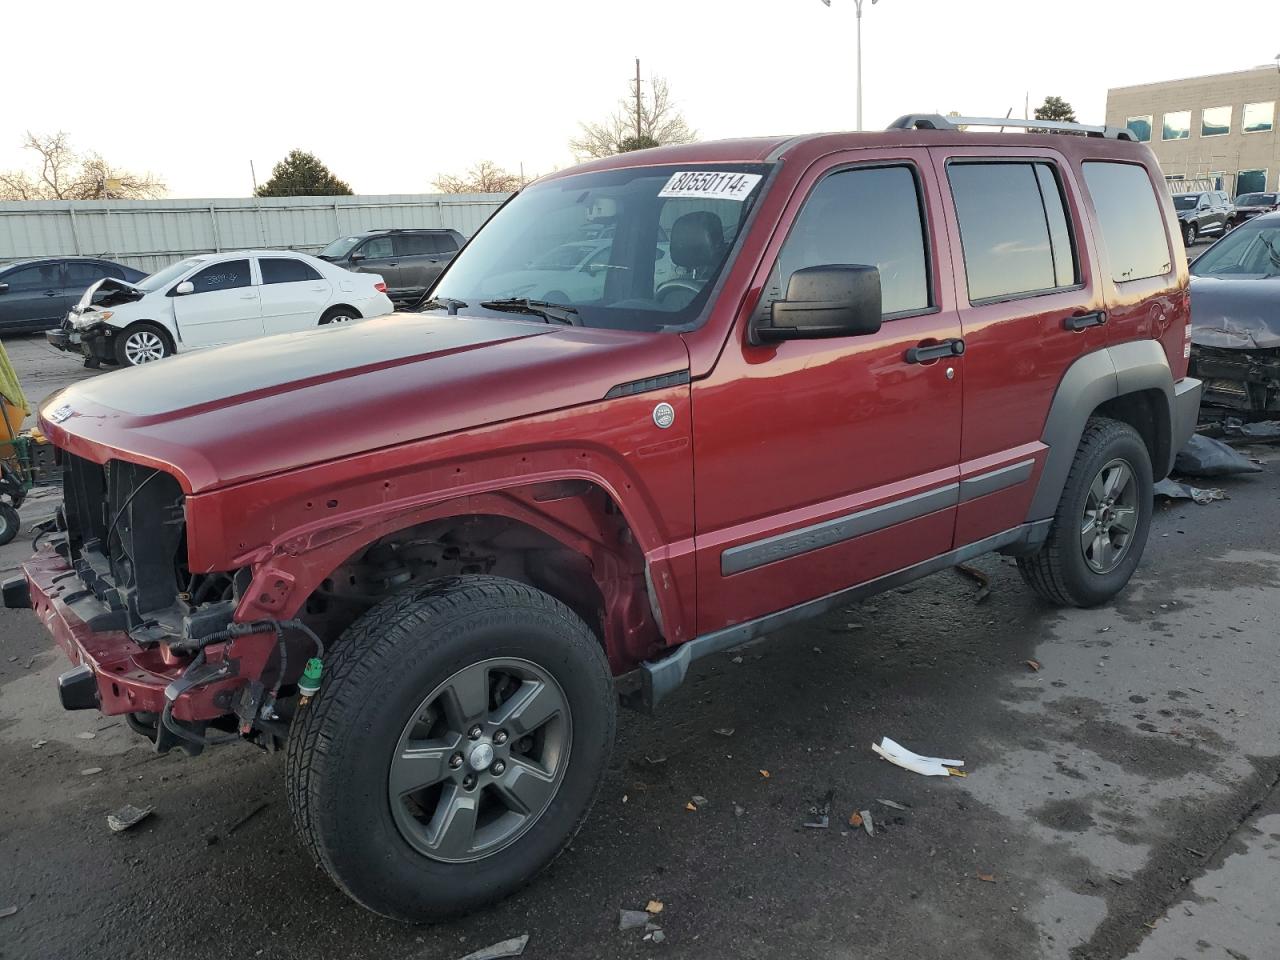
left=1162, top=111, right=1191, bottom=140
left=1242, top=102, right=1275, bottom=134
left=1236, top=170, right=1269, bottom=196
left=1126, top=116, right=1152, bottom=142
left=1201, top=106, right=1231, bottom=137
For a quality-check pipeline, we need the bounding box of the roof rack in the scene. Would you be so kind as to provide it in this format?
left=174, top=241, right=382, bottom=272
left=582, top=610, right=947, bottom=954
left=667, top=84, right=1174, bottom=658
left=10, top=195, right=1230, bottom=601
left=888, top=114, right=1137, bottom=142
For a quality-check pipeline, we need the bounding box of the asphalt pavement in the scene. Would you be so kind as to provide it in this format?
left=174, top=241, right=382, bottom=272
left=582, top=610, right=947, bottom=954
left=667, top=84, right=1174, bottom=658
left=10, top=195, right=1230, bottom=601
left=1, top=325, right=1277, bottom=960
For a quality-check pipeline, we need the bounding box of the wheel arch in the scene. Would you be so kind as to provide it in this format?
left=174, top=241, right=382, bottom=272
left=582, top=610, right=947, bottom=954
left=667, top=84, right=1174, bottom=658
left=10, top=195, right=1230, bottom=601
left=1028, top=340, right=1176, bottom=521
left=320, top=303, right=361, bottom=323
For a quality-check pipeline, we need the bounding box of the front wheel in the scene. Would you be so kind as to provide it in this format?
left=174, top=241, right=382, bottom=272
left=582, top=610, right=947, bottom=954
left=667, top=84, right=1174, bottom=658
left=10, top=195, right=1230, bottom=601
left=1017, top=418, right=1153, bottom=607
left=1183, top=222, right=1198, bottom=246
left=114, top=322, right=172, bottom=366
left=0, top=503, right=19, bottom=546
left=286, top=576, right=615, bottom=921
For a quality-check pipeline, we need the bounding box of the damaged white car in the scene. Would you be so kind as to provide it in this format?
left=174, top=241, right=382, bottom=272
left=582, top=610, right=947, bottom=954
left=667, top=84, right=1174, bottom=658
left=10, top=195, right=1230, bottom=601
left=48, top=250, right=394, bottom=367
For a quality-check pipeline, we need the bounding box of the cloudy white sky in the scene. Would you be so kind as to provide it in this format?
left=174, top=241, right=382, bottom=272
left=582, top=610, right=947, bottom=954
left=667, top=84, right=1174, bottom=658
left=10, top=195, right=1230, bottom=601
left=3, top=0, right=1277, bottom=198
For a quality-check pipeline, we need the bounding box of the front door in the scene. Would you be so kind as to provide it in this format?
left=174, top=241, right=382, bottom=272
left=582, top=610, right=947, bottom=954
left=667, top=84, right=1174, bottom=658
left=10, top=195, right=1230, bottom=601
left=172, top=258, right=264, bottom=348
left=352, top=236, right=402, bottom=297
left=257, top=256, right=332, bottom=333
left=691, top=153, right=965, bottom=633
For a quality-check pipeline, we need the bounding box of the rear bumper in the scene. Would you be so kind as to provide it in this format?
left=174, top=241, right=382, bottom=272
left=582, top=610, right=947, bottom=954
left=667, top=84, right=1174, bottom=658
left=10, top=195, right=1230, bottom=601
left=19, top=546, right=242, bottom=722
left=1171, top=376, right=1204, bottom=468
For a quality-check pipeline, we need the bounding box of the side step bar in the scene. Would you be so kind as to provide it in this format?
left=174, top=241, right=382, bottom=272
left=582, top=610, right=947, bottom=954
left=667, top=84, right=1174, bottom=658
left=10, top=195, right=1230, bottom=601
left=640, top=521, right=1051, bottom=708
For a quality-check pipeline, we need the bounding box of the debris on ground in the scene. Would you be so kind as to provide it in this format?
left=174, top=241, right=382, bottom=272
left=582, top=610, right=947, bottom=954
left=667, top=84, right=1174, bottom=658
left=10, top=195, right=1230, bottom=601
left=733, top=803, right=745, bottom=818
left=79, top=767, right=103, bottom=776
left=75, top=731, right=96, bottom=740
left=690, top=795, right=707, bottom=807
left=227, top=800, right=271, bottom=834
left=107, top=804, right=154, bottom=833
left=1024, top=659, right=1041, bottom=672
left=759, top=769, right=770, bottom=779
left=31, top=739, right=46, bottom=749
left=803, top=790, right=833, bottom=829
left=1216, top=417, right=1280, bottom=444
left=872, top=737, right=965, bottom=777
left=619, top=910, right=651, bottom=930
left=644, top=754, right=667, bottom=765
left=953, top=563, right=992, bottom=603
left=457, top=934, right=529, bottom=960
left=730, top=656, right=743, bottom=664
left=848, top=811, right=863, bottom=828
left=646, top=900, right=663, bottom=915
left=0, top=906, right=18, bottom=919
left=1153, top=478, right=1226, bottom=504
left=1174, top=433, right=1262, bottom=477
left=684, top=801, right=697, bottom=812
left=977, top=872, right=996, bottom=883
left=649, top=930, right=666, bottom=943
left=713, top=727, right=735, bottom=737
left=875, top=798, right=908, bottom=811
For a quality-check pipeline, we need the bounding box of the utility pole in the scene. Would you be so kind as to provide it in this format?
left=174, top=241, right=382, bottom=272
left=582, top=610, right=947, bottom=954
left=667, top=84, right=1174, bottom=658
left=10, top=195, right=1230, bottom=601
left=820, top=0, right=879, bottom=132
left=633, top=58, right=643, bottom=140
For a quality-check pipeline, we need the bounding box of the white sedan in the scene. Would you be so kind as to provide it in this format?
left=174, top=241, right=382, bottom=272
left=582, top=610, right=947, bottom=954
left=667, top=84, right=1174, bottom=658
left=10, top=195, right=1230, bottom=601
left=53, top=250, right=394, bottom=367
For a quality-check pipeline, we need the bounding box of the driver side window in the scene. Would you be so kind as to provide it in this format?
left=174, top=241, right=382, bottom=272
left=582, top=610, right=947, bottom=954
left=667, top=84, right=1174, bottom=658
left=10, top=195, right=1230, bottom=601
left=763, top=165, right=931, bottom=317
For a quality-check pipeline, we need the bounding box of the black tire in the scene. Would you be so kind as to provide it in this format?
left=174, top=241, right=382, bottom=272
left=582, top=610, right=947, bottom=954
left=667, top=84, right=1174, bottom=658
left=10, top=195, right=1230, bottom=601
left=1017, top=417, right=1153, bottom=608
left=286, top=575, right=615, bottom=922
left=0, top=503, right=19, bottom=546
left=113, top=322, right=172, bottom=367
left=1183, top=222, right=1197, bottom=246
left=83, top=356, right=101, bottom=370
left=318, top=306, right=359, bottom=325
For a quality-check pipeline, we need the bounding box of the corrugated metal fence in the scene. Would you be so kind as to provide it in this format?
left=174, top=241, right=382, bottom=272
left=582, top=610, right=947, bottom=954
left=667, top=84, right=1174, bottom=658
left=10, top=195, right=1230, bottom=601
left=0, top=193, right=509, bottom=274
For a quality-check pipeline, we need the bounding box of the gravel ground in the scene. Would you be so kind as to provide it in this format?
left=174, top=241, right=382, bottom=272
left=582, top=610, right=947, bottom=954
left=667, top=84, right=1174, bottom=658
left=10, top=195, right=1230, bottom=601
left=0, top=331, right=1276, bottom=960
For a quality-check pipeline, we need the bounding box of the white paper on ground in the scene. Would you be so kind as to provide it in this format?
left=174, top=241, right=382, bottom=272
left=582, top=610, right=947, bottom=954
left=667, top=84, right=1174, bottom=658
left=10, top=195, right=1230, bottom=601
left=872, top=737, right=965, bottom=777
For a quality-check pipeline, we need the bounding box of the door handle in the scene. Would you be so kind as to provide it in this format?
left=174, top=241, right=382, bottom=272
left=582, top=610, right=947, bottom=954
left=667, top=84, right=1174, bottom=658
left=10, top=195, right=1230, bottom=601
left=240, top=292, right=256, bottom=299
left=1064, top=310, right=1106, bottom=332
left=905, top=338, right=965, bottom=364
left=44, top=290, right=58, bottom=297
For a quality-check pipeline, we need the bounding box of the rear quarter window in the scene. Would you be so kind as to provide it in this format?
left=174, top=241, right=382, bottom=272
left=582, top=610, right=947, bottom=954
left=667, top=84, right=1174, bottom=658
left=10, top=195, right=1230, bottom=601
left=1081, top=162, right=1172, bottom=283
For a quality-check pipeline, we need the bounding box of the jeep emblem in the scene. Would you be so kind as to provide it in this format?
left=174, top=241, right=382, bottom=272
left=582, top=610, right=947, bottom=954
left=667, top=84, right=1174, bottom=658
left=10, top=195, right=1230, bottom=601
left=652, top=402, right=675, bottom=429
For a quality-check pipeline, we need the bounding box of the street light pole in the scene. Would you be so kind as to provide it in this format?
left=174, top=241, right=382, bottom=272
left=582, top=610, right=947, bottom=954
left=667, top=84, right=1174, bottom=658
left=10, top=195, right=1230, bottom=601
left=822, top=0, right=879, bottom=132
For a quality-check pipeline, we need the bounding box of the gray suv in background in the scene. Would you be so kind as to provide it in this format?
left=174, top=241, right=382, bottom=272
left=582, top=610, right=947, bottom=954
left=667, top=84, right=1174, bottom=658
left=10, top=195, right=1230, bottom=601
left=317, top=228, right=465, bottom=303
left=1171, top=191, right=1233, bottom=246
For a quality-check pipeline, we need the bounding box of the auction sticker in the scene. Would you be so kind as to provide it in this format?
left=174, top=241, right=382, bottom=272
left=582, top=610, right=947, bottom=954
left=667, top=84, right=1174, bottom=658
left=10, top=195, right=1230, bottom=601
left=658, top=171, right=762, bottom=201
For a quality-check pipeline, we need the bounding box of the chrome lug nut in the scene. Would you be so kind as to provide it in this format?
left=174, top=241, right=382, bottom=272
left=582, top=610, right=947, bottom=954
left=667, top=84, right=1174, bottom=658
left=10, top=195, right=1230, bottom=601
left=462, top=774, right=477, bottom=790
left=492, top=760, right=506, bottom=775
left=493, top=730, right=508, bottom=745
left=468, top=725, right=483, bottom=740
left=449, top=752, right=463, bottom=769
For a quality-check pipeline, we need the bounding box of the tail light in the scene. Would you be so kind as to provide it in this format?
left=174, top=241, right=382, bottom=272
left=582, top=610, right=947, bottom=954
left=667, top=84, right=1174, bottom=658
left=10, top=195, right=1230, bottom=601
left=374, top=282, right=387, bottom=293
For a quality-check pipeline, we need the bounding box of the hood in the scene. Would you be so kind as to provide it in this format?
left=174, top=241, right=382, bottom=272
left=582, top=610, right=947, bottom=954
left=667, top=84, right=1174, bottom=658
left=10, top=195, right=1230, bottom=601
left=39, top=313, right=690, bottom=493
left=74, top=276, right=145, bottom=312
left=1190, top=275, right=1280, bottom=349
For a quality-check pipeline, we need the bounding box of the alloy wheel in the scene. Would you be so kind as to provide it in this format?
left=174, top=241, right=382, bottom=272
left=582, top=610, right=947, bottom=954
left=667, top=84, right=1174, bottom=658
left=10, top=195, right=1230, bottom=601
left=124, top=330, right=166, bottom=365
left=388, top=657, right=572, bottom=864
left=1080, top=457, right=1139, bottom=574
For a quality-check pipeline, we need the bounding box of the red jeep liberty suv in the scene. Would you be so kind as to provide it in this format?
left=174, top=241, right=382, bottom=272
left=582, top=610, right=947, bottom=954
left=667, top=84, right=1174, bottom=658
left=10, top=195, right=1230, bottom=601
left=6, top=115, right=1201, bottom=920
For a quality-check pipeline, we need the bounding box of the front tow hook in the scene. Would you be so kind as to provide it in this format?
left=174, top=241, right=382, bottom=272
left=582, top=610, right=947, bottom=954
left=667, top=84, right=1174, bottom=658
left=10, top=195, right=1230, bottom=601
left=57, top=664, right=101, bottom=711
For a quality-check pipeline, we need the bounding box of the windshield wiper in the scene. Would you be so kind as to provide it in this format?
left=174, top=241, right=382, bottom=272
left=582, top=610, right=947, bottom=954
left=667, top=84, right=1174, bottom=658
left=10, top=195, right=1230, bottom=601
left=478, top=298, right=581, bottom=326
left=414, top=296, right=467, bottom=315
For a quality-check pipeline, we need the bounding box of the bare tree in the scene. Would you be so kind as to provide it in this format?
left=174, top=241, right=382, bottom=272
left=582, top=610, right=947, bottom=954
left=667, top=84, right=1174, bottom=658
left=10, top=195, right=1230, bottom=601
left=433, top=160, right=525, bottom=194
left=0, top=131, right=165, bottom=200
left=569, top=70, right=696, bottom=160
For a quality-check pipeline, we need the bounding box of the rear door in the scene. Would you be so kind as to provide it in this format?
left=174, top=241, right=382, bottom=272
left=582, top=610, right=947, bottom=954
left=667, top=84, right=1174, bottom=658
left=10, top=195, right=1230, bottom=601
left=351, top=236, right=401, bottom=296
left=172, top=258, right=264, bottom=347
left=62, top=261, right=114, bottom=307
left=0, top=262, right=69, bottom=329
left=930, top=148, right=1104, bottom=546
left=392, top=233, right=439, bottom=296
left=257, top=256, right=332, bottom=334
left=692, top=150, right=965, bottom=633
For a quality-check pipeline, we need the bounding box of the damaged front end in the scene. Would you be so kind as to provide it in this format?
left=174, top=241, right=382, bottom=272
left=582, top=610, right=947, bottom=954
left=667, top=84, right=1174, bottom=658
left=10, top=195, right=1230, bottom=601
left=1189, top=343, right=1280, bottom=420
left=6, top=453, right=318, bottom=756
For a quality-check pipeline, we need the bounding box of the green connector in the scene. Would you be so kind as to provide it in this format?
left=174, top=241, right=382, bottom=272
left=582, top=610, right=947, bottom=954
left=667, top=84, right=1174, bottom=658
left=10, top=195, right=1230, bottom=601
left=298, top=657, right=323, bottom=698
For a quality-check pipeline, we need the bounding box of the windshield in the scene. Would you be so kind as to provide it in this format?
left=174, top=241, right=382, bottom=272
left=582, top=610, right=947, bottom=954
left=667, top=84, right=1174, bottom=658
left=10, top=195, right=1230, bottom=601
left=319, top=236, right=362, bottom=260
left=1172, top=195, right=1200, bottom=210
left=1237, top=193, right=1277, bottom=206
left=136, top=258, right=203, bottom=293
left=431, top=163, right=771, bottom=331
left=1190, top=223, right=1280, bottom=278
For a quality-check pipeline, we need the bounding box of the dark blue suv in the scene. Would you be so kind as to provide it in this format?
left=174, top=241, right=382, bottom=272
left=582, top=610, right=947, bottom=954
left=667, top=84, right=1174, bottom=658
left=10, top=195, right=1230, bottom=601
left=0, top=257, right=146, bottom=334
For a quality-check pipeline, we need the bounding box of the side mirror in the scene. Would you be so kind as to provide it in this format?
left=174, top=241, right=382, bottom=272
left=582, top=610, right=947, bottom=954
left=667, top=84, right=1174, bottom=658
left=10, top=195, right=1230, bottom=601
left=753, top=264, right=882, bottom=344
left=349, top=252, right=366, bottom=263
left=0, top=282, right=8, bottom=295
left=174, top=280, right=195, bottom=296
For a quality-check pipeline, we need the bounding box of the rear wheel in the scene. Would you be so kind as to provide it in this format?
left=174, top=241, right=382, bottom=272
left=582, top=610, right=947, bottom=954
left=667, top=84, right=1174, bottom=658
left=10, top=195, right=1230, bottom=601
left=1017, top=418, right=1153, bottom=607
left=114, top=322, right=172, bottom=367
left=286, top=575, right=615, bottom=921
left=319, top=306, right=359, bottom=325
left=0, top=503, right=19, bottom=546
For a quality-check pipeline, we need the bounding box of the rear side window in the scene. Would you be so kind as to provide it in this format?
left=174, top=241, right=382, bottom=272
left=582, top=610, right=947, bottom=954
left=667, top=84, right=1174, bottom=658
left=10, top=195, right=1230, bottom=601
left=1082, top=162, right=1172, bottom=283
left=434, top=234, right=459, bottom=253
left=769, top=164, right=931, bottom=316
left=259, top=258, right=322, bottom=284
left=394, top=234, right=434, bottom=256
left=947, top=161, right=1078, bottom=302
left=189, top=259, right=251, bottom=293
